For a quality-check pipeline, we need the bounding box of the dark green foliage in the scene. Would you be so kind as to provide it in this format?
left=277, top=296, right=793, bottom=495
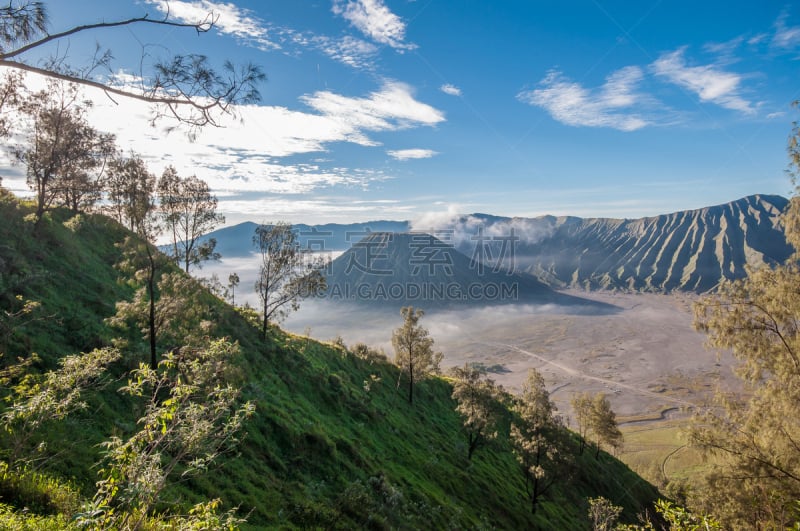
left=0, top=194, right=659, bottom=529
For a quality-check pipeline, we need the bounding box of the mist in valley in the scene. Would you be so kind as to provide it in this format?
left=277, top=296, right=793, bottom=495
left=199, top=256, right=734, bottom=422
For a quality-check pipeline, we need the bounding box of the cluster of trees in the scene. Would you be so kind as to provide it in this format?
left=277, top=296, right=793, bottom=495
left=571, top=392, right=623, bottom=458
left=7, top=73, right=227, bottom=262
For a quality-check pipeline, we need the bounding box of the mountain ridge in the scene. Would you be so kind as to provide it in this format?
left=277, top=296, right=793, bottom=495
left=205, top=194, right=792, bottom=293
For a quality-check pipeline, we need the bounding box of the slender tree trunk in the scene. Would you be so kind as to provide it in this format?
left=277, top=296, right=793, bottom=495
left=261, top=287, right=269, bottom=340
left=146, top=244, right=157, bottom=370
left=408, top=353, right=414, bottom=404
left=468, top=432, right=479, bottom=460
left=33, top=185, right=46, bottom=230
left=408, top=367, right=414, bottom=404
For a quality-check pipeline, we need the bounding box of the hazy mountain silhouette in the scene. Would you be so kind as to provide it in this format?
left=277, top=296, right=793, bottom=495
left=199, top=220, right=410, bottom=258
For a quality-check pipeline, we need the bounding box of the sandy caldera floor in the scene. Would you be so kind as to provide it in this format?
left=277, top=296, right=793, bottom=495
left=284, top=290, right=740, bottom=422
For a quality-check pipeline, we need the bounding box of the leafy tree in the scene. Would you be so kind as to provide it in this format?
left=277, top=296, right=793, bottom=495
left=391, top=306, right=442, bottom=405
left=253, top=222, right=327, bottom=339
left=509, top=368, right=570, bottom=514
left=104, top=153, right=156, bottom=232
left=157, top=166, right=224, bottom=272
left=450, top=364, right=500, bottom=460
left=0, top=1, right=265, bottom=136
left=228, top=272, right=240, bottom=306
left=589, top=393, right=622, bottom=459
left=87, top=338, right=253, bottom=530
left=570, top=392, right=592, bottom=455
left=105, top=155, right=165, bottom=370
left=14, top=79, right=115, bottom=224
left=689, top=116, right=800, bottom=528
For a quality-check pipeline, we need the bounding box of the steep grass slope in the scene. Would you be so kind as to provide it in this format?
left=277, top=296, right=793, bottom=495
left=0, top=193, right=659, bottom=529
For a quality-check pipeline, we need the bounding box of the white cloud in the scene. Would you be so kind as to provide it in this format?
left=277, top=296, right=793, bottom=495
left=518, top=66, right=650, bottom=131
left=301, top=81, right=445, bottom=135
left=773, top=12, right=800, bottom=49
left=387, top=148, right=438, bottom=160
left=410, top=207, right=555, bottom=253
left=146, top=0, right=403, bottom=70
left=332, top=0, right=416, bottom=50
left=651, top=47, right=754, bottom=114
left=0, top=69, right=443, bottom=199
left=312, top=35, right=379, bottom=69
left=144, top=0, right=279, bottom=51
left=440, top=84, right=462, bottom=96
left=703, top=36, right=745, bottom=64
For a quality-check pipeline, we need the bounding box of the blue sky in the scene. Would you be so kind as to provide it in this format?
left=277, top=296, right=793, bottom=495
left=4, top=0, right=800, bottom=226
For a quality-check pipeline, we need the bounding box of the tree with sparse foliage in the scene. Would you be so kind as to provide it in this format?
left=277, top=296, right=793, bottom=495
left=451, top=364, right=500, bottom=460
left=509, top=368, right=570, bottom=514
left=109, top=270, right=213, bottom=363
left=392, top=306, right=442, bottom=405
left=0, top=347, right=121, bottom=468
left=688, top=112, right=800, bottom=529
left=572, top=392, right=622, bottom=459
left=86, top=338, right=253, bottom=530
left=157, top=166, right=224, bottom=272
left=228, top=272, right=240, bottom=306
left=587, top=496, right=622, bottom=531
left=110, top=182, right=165, bottom=370
left=253, top=222, right=327, bottom=338
left=0, top=1, right=265, bottom=136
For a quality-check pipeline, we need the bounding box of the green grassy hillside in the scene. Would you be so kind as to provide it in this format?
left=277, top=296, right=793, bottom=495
left=0, top=192, right=659, bottom=529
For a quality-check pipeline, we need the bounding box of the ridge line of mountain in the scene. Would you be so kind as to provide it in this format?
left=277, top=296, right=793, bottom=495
left=203, top=194, right=792, bottom=293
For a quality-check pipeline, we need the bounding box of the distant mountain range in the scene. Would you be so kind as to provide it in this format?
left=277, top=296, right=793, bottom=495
left=203, top=194, right=793, bottom=294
